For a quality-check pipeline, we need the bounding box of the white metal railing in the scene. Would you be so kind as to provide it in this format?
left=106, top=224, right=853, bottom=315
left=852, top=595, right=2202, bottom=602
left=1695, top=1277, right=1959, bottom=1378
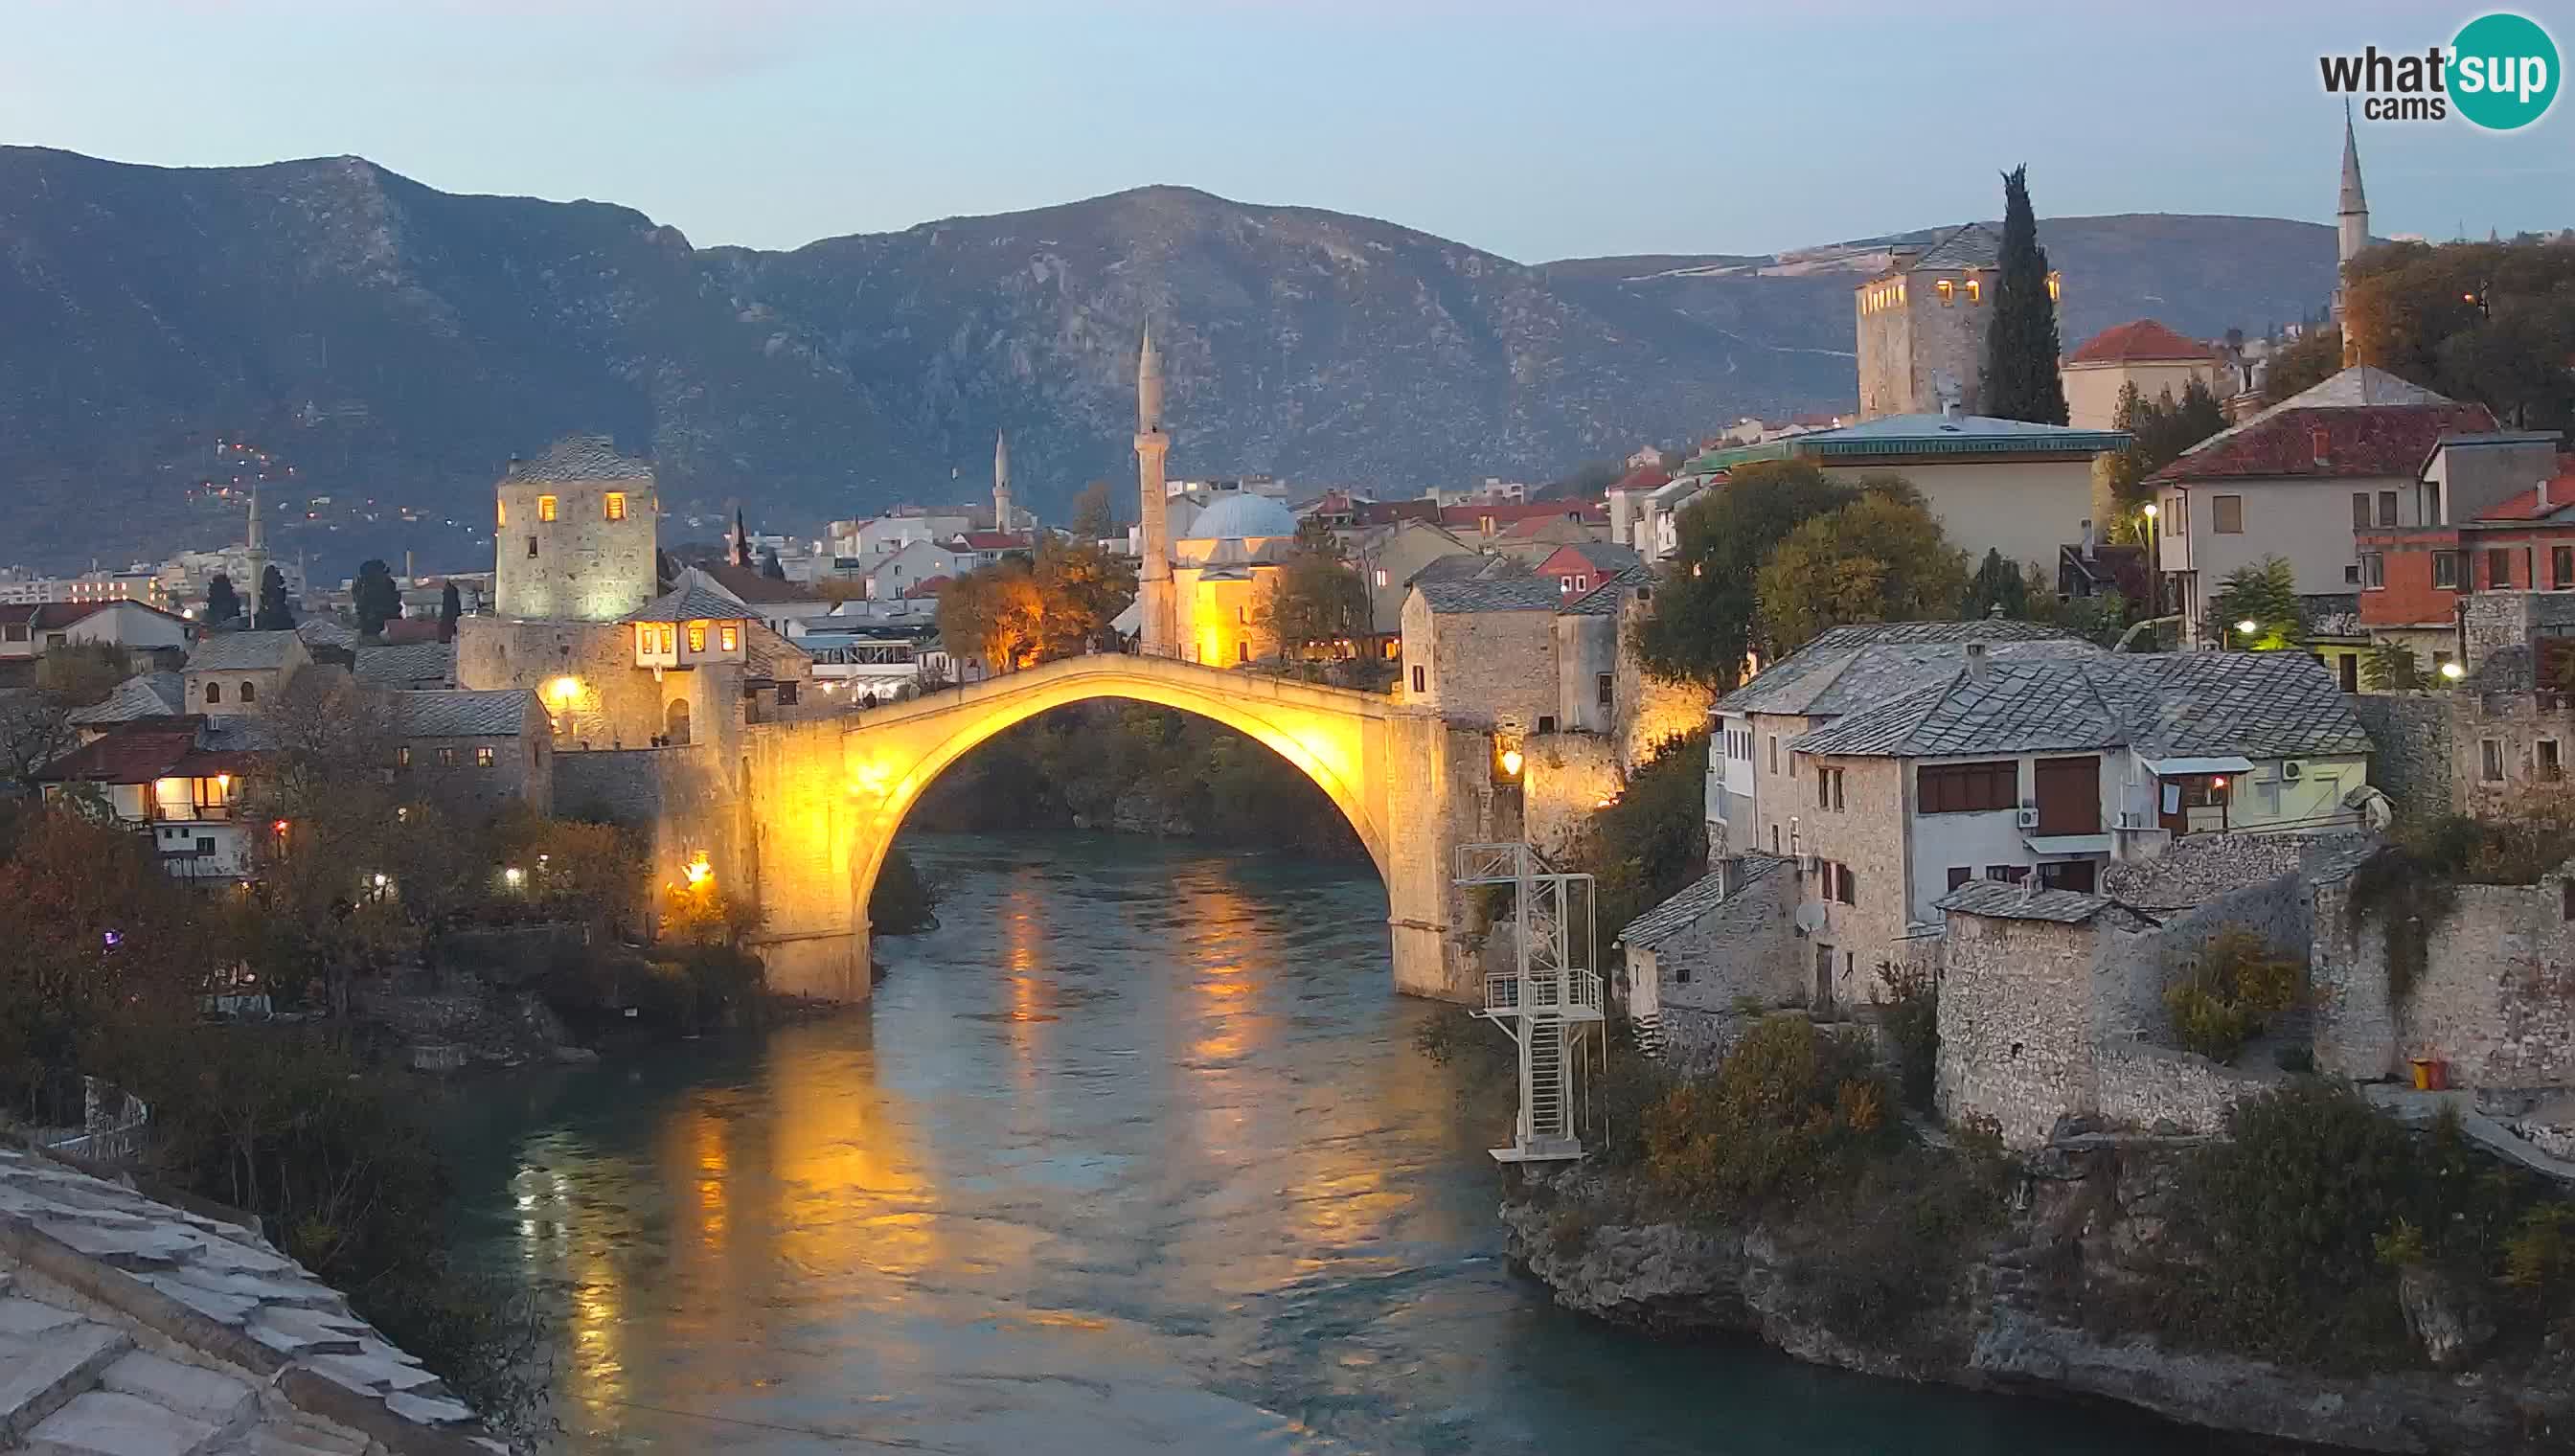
left=1483, top=969, right=1604, bottom=1016
left=32, top=1078, right=149, bottom=1165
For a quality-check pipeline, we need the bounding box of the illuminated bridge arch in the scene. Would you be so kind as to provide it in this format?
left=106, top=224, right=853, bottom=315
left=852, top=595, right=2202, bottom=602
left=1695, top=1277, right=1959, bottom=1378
left=737, top=654, right=1470, bottom=1005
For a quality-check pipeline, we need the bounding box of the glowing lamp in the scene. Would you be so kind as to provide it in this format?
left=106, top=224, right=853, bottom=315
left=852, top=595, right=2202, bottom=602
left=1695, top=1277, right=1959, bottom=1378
left=1500, top=748, right=1524, bottom=778
left=503, top=866, right=526, bottom=889
left=271, top=818, right=289, bottom=834
left=546, top=675, right=582, bottom=703
left=2440, top=661, right=2466, bottom=681
left=2141, top=503, right=2158, bottom=519
left=2236, top=620, right=2260, bottom=635
left=372, top=873, right=389, bottom=889
left=2210, top=777, right=2227, bottom=790
left=683, top=853, right=714, bottom=887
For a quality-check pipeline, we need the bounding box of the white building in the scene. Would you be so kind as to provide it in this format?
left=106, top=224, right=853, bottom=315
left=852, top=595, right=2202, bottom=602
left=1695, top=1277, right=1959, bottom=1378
left=0, top=601, right=194, bottom=662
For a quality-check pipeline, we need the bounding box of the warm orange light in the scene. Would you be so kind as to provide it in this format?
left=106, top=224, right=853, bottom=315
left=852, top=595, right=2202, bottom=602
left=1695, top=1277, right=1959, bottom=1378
left=2210, top=776, right=2228, bottom=790
left=1500, top=748, right=1524, bottom=777
left=683, top=853, right=714, bottom=887
left=546, top=675, right=582, bottom=703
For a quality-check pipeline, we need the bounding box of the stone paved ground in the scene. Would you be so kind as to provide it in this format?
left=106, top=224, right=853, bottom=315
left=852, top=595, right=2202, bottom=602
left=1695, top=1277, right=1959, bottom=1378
left=0, top=1145, right=494, bottom=1455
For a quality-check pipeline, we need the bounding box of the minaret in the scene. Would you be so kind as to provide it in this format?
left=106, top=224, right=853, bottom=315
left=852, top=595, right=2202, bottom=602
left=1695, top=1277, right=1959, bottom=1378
left=992, top=429, right=1015, bottom=535
left=2335, top=103, right=2369, bottom=365
left=1134, top=330, right=1177, bottom=654
left=242, top=480, right=269, bottom=617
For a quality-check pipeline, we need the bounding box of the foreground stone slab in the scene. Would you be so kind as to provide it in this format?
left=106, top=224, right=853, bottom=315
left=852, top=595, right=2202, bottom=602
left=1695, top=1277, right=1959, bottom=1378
left=0, top=1321, right=130, bottom=1444
left=25, top=1388, right=217, bottom=1456
left=99, top=1351, right=258, bottom=1428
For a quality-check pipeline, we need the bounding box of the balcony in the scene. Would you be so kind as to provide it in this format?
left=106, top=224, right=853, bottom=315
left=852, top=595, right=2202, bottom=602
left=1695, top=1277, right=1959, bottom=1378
left=1483, top=968, right=1605, bottom=1020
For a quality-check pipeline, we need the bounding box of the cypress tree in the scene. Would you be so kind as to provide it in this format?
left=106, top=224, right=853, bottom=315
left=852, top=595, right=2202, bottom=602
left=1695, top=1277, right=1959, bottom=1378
left=437, top=581, right=462, bottom=642
left=1980, top=165, right=2069, bottom=424
left=254, top=564, right=296, bottom=630
left=204, top=573, right=240, bottom=626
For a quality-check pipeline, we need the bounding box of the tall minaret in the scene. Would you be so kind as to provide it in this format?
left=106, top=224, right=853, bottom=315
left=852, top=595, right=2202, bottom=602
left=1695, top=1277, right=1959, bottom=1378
left=242, top=480, right=269, bottom=616
left=992, top=429, right=1015, bottom=534
left=1134, top=330, right=1176, bottom=654
left=2335, top=103, right=2370, bottom=365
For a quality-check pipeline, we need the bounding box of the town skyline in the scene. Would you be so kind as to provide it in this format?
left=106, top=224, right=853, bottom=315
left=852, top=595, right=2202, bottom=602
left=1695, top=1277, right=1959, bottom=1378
left=0, top=1, right=2565, bottom=263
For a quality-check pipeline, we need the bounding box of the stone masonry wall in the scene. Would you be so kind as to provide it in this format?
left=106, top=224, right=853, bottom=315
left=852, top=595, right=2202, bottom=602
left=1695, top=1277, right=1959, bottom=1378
left=1936, top=911, right=2103, bottom=1148
left=2095, top=1041, right=2275, bottom=1135
left=2316, top=865, right=2575, bottom=1086
left=1522, top=732, right=1624, bottom=863
left=2454, top=691, right=2575, bottom=818
left=2348, top=692, right=2453, bottom=814
left=553, top=744, right=739, bottom=932
left=1403, top=600, right=1558, bottom=730
left=1797, top=754, right=1914, bottom=1005
left=2095, top=870, right=2310, bottom=1043
left=1650, top=866, right=1801, bottom=1016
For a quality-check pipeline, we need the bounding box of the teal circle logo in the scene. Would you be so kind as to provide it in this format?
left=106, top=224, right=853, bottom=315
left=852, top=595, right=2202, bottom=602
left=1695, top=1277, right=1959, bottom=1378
left=2452, top=12, right=2560, bottom=130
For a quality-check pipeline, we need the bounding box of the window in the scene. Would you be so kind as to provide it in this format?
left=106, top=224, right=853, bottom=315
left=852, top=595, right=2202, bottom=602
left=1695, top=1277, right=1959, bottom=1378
left=2555, top=548, right=2573, bottom=590
left=2352, top=492, right=2373, bottom=531
left=537, top=494, right=558, bottom=523
left=204, top=682, right=221, bottom=704
left=1237, top=605, right=1247, bottom=625
left=1675, top=963, right=1692, bottom=985
left=1766, top=737, right=1778, bottom=774
left=2482, top=739, right=2506, bottom=783
left=2434, top=552, right=2459, bottom=589
left=397, top=745, right=412, bottom=768
left=195, top=837, right=215, bottom=856
left=526, top=535, right=538, bottom=558
left=1237, top=641, right=1249, bottom=663
left=496, top=498, right=506, bottom=528
left=2490, top=548, right=2514, bottom=589
left=1918, top=760, right=2017, bottom=814
left=1410, top=665, right=1425, bottom=694
left=2541, top=740, right=2563, bottom=781
left=2212, top=495, right=2244, bottom=534
left=1596, top=672, right=1614, bottom=709
left=1985, top=864, right=2023, bottom=883
left=1537, top=716, right=1557, bottom=734
left=1834, top=864, right=1857, bottom=905
left=604, top=491, right=627, bottom=522
left=437, top=746, right=458, bottom=767
left=1, top=625, right=22, bottom=642
left=239, top=681, right=255, bottom=704
left=1771, top=825, right=1780, bottom=853
left=1965, top=278, right=1982, bottom=304
left=2364, top=554, right=2386, bottom=589
left=719, top=625, right=739, bottom=651
left=1815, top=766, right=1845, bottom=811
left=777, top=682, right=798, bottom=707
left=475, top=746, right=495, bottom=768
left=1947, top=867, right=1971, bottom=891
left=1936, top=279, right=1954, bottom=306
left=687, top=622, right=707, bottom=652
left=1374, top=568, right=1389, bottom=588
left=2376, top=491, right=2397, bottom=527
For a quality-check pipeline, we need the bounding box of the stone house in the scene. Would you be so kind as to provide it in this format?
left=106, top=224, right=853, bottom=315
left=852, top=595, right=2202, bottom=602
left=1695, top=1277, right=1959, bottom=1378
left=863, top=537, right=969, bottom=603
left=1616, top=853, right=1797, bottom=1062
left=1786, top=647, right=2371, bottom=997
left=2148, top=367, right=2496, bottom=646
left=1854, top=221, right=2017, bottom=419
left=34, top=714, right=266, bottom=881
left=391, top=688, right=553, bottom=817
left=179, top=630, right=310, bottom=717
left=492, top=434, right=659, bottom=625
left=1535, top=540, right=1641, bottom=600
left=1345, top=517, right=1475, bottom=654
left=1401, top=576, right=1565, bottom=730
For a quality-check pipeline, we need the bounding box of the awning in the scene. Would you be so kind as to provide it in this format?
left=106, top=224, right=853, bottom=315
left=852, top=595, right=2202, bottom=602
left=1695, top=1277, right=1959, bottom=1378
left=2023, top=833, right=2113, bottom=856
left=2143, top=755, right=2253, bottom=777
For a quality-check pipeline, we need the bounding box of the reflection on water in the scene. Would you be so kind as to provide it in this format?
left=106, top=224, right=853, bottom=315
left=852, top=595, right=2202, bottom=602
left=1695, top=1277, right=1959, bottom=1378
left=447, top=832, right=2195, bottom=1454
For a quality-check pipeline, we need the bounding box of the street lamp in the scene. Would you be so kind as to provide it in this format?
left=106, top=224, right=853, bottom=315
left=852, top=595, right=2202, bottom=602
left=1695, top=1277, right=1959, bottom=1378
left=2440, top=660, right=2466, bottom=682
left=2140, top=503, right=2161, bottom=623
left=1499, top=748, right=1525, bottom=778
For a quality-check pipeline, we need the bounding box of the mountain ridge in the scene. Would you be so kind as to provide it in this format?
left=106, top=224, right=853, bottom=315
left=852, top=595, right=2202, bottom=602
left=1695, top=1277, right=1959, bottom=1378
left=0, top=148, right=2339, bottom=570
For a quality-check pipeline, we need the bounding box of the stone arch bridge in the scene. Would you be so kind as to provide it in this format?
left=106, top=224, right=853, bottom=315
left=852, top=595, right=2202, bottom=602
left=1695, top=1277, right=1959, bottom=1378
left=712, top=654, right=1516, bottom=1002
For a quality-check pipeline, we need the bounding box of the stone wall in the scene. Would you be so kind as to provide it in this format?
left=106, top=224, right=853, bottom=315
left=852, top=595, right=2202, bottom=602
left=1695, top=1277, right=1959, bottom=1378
left=494, top=472, right=657, bottom=624
left=2454, top=691, right=2575, bottom=818
left=1522, top=731, right=1624, bottom=862
left=1613, top=598, right=1709, bottom=767
left=1645, top=863, right=1800, bottom=1018
left=1936, top=910, right=2112, bottom=1147
left=1401, top=596, right=1558, bottom=731
left=2318, top=866, right=2575, bottom=1086
left=1795, top=754, right=1913, bottom=1003
left=2095, top=869, right=2311, bottom=1042
left=2349, top=693, right=2452, bottom=813
left=552, top=743, right=740, bottom=933
left=2095, top=1041, right=2276, bottom=1135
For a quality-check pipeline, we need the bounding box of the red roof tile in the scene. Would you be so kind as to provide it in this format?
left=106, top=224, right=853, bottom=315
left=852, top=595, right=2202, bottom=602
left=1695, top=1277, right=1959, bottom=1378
left=36, top=721, right=203, bottom=785
left=377, top=617, right=444, bottom=644
left=2150, top=402, right=2498, bottom=485
left=1353, top=500, right=1441, bottom=527
left=2473, top=472, right=2575, bottom=521
left=949, top=532, right=1029, bottom=552
left=1439, top=500, right=1607, bottom=530
left=700, top=561, right=826, bottom=603
left=1612, top=465, right=1672, bottom=491
left=902, top=576, right=952, bottom=600
left=2065, top=319, right=2216, bottom=366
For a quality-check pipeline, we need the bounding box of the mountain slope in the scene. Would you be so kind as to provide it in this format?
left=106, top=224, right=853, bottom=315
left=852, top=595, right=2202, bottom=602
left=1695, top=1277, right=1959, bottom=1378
left=0, top=148, right=2340, bottom=569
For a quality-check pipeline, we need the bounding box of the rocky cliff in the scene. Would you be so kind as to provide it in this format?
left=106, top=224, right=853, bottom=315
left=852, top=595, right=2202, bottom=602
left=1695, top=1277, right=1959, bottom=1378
left=0, top=146, right=2340, bottom=568
left=1502, top=1144, right=2574, bottom=1452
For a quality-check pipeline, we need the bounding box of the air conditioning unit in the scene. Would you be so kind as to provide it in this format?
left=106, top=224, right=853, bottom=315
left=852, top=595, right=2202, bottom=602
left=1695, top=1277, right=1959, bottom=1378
left=2016, top=807, right=2040, bottom=829
left=2282, top=760, right=2305, bottom=782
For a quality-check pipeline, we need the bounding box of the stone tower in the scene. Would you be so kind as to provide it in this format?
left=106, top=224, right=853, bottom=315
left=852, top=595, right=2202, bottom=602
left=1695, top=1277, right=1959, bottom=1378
left=1134, top=330, right=1177, bottom=653
left=992, top=429, right=1014, bottom=534
left=241, top=479, right=268, bottom=609
left=492, top=434, right=659, bottom=623
left=2336, top=105, right=2370, bottom=364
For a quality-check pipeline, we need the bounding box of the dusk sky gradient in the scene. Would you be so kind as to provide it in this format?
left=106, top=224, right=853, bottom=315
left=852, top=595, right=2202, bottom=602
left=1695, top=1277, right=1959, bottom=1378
left=2, top=1, right=2567, bottom=260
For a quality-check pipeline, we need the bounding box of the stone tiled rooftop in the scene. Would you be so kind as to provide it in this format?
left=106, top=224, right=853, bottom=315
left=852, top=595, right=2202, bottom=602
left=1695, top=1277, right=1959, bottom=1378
left=1617, top=854, right=1787, bottom=949
left=498, top=434, right=650, bottom=484
left=184, top=632, right=304, bottom=673
left=1717, top=620, right=2090, bottom=718
left=1934, top=879, right=2142, bottom=925
left=392, top=689, right=535, bottom=739
left=351, top=643, right=455, bottom=690
left=0, top=1145, right=489, bottom=1455
left=1417, top=576, right=1567, bottom=613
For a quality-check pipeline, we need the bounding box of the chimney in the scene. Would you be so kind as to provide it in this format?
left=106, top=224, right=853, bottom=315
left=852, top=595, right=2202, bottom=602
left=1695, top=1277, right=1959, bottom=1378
left=2541, top=477, right=2552, bottom=512
left=1965, top=641, right=1991, bottom=681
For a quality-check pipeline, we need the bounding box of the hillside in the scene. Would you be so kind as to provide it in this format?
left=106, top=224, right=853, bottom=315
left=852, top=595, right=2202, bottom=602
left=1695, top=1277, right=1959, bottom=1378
left=0, top=148, right=2341, bottom=570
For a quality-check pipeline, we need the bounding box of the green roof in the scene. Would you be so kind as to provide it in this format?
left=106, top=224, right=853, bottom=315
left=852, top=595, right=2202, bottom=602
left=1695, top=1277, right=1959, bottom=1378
left=1692, top=413, right=2130, bottom=473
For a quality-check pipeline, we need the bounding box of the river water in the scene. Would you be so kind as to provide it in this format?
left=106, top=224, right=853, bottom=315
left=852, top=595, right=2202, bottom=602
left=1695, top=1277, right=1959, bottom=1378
left=446, top=832, right=2196, bottom=1454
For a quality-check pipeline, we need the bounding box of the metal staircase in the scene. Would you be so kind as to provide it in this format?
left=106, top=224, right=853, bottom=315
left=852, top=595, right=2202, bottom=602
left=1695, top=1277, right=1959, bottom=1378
left=1457, top=841, right=1604, bottom=1163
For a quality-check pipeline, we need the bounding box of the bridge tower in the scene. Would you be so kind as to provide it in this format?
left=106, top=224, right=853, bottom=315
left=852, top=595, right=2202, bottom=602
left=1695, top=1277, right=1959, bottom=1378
left=1456, top=842, right=1604, bottom=1162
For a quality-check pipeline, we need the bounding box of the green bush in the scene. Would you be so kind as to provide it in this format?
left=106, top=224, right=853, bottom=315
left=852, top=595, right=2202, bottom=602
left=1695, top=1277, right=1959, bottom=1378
left=1871, top=961, right=1938, bottom=1110
left=1642, top=1016, right=1897, bottom=1215
left=2164, top=928, right=2302, bottom=1063
left=1794, top=1142, right=2010, bottom=1341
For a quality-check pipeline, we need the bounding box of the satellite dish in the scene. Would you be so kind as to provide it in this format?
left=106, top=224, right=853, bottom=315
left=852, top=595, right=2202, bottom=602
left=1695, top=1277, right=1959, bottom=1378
left=1793, top=903, right=1829, bottom=937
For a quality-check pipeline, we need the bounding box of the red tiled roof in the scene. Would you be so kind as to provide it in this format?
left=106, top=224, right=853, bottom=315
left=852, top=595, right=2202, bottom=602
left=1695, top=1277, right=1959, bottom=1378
left=2065, top=319, right=2216, bottom=366
left=377, top=617, right=444, bottom=644
left=949, top=532, right=1028, bottom=552
left=902, top=576, right=952, bottom=600
left=1439, top=500, right=1607, bottom=530
left=2472, top=472, right=2575, bottom=521
left=1353, top=500, right=1441, bottom=527
left=1612, top=466, right=1672, bottom=491
left=35, top=721, right=203, bottom=785
left=2150, top=402, right=2499, bottom=484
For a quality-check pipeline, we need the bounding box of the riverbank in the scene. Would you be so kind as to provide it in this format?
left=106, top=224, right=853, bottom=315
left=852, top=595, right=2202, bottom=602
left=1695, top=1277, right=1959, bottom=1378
left=1501, top=1119, right=2575, bottom=1454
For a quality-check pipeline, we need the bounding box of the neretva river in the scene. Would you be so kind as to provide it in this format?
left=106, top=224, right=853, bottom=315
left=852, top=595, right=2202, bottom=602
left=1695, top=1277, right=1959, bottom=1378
left=445, top=831, right=2196, bottom=1454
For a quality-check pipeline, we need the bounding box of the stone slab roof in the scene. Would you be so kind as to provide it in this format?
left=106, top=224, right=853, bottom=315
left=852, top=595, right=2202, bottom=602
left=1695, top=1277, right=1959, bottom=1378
left=1561, top=565, right=1654, bottom=616
left=1903, top=221, right=2001, bottom=273
left=501, top=433, right=651, bottom=483
left=352, top=641, right=456, bottom=688
left=1417, top=576, right=1566, bottom=613
left=1791, top=649, right=2372, bottom=762
left=624, top=582, right=755, bottom=626
left=0, top=1145, right=483, bottom=1450
left=66, top=672, right=183, bottom=726
left=392, top=689, right=537, bottom=739
left=295, top=620, right=359, bottom=651
left=1716, top=620, right=2090, bottom=718
left=184, top=630, right=303, bottom=672
left=1935, top=879, right=2126, bottom=924
left=1617, top=854, right=1789, bottom=949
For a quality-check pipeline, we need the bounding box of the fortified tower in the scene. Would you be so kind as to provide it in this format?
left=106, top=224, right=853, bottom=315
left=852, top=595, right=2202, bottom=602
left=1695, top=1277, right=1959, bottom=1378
left=2335, top=107, right=2371, bottom=366
left=1134, top=331, right=1178, bottom=653
left=492, top=434, right=658, bottom=623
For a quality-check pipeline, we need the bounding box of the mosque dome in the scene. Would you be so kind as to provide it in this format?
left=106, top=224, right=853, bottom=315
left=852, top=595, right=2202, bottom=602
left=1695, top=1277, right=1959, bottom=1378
left=1185, top=493, right=1298, bottom=541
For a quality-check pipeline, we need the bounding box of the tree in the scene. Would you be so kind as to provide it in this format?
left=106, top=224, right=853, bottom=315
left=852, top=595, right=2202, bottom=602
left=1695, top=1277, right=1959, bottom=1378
left=2207, top=556, right=2305, bottom=648
left=1255, top=521, right=1369, bottom=662
left=2263, top=327, right=2344, bottom=403
left=1070, top=481, right=1118, bottom=541
left=1636, top=460, right=1858, bottom=689
left=205, top=573, right=241, bottom=627
left=2345, top=237, right=2575, bottom=427
left=1754, top=485, right=1971, bottom=655
left=1031, top=535, right=1136, bottom=659
left=2360, top=640, right=2427, bottom=692
left=2098, top=378, right=2230, bottom=524
left=1979, top=165, right=2069, bottom=425
left=0, top=691, right=78, bottom=796
left=437, top=582, right=462, bottom=643
left=254, top=564, right=295, bottom=630
left=1962, top=548, right=2030, bottom=620
left=936, top=557, right=1047, bottom=672
left=353, top=558, right=401, bottom=638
